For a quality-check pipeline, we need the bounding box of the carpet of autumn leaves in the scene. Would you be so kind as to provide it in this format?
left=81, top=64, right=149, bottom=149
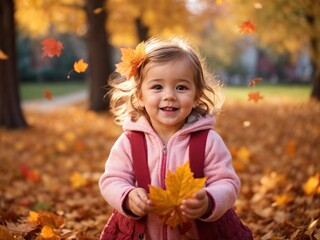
left=0, top=98, right=319, bottom=240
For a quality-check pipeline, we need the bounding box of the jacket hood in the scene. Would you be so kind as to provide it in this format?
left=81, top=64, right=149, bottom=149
left=123, top=114, right=216, bottom=137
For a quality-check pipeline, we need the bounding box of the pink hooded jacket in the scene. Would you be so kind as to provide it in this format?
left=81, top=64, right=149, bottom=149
left=99, top=115, right=240, bottom=240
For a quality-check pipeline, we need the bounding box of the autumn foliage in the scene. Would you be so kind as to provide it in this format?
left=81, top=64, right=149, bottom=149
left=0, top=97, right=319, bottom=239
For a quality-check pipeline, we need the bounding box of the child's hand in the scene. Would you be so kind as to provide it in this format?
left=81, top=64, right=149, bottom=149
left=124, top=188, right=154, bottom=217
left=180, top=189, right=210, bottom=219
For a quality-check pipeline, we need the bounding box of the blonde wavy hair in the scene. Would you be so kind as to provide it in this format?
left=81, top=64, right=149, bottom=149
left=108, top=37, right=224, bottom=125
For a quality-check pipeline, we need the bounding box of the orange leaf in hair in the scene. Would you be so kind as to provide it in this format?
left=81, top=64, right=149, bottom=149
left=74, top=59, right=88, bottom=73
left=115, top=42, right=146, bottom=80
left=248, top=91, right=263, bottom=102
left=41, top=38, right=63, bottom=58
left=248, top=77, right=262, bottom=87
left=239, top=20, right=256, bottom=34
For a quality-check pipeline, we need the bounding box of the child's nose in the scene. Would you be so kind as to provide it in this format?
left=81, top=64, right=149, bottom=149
left=163, top=89, right=176, bottom=100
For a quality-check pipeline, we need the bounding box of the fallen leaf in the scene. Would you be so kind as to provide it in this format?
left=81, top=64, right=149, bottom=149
left=74, top=59, right=88, bottom=73
left=19, top=164, right=41, bottom=183
left=303, top=173, right=320, bottom=195
left=40, top=225, right=56, bottom=239
left=148, top=161, right=207, bottom=229
left=41, top=38, right=63, bottom=58
left=70, top=172, right=87, bottom=189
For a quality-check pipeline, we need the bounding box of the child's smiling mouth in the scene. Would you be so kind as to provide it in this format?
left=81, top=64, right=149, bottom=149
left=161, top=107, right=178, bottom=112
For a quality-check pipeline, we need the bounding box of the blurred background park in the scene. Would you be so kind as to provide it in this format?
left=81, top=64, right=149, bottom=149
left=0, top=0, right=319, bottom=239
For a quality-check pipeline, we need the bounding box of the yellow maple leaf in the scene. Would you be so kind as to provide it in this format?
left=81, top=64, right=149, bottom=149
left=303, top=173, right=320, bottom=195
left=148, top=161, right=207, bottom=228
left=70, top=172, right=87, bottom=189
left=74, top=59, right=88, bottom=73
left=115, top=42, right=146, bottom=80
left=40, top=225, right=56, bottom=239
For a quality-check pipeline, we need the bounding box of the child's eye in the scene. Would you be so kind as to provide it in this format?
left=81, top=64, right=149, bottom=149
left=176, top=85, right=188, bottom=91
left=151, top=85, right=162, bottom=90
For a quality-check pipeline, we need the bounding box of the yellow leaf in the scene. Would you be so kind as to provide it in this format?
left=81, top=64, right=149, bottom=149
left=28, top=210, right=39, bottom=224
left=0, top=50, right=9, bottom=60
left=148, top=161, right=207, bottom=228
left=303, top=173, right=320, bottom=195
left=70, top=172, right=87, bottom=189
left=273, top=193, right=293, bottom=206
left=74, top=59, right=88, bottom=73
left=40, top=225, right=55, bottom=239
left=236, top=146, right=251, bottom=162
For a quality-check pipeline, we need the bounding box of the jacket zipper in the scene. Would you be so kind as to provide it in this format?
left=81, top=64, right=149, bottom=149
left=161, top=144, right=168, bottom=240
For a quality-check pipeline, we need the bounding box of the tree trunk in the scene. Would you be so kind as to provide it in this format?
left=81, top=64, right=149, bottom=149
left=136, top=17, right=149, bottom=42
left=306, top=11, right=320, bottom=101
left=0, top=0, right=27, bottom=128
left=85, top=0, right=114, bottom=111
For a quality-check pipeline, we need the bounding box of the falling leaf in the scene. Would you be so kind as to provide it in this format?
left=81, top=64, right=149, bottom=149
left=44, top=89, right=53, bottom=100
left=70, top=172, right=87, bottom=189
left=0, top=50, right=9, bottom=60
left=115, top=42, right=146, bottom=80
left=40, top=225, right=56, bottom=239
left=41, top=38, right=63, bottom=58
left=239, top=20, right=256, bottom=34
left=148, top=161, right=207, bottom=229
left=74, top=59, right=88, bottom=73
left=93, top=7, right=103, bottom=14
left=303, top=173, right=320, bottom=195
left=248, top=77, right=262, bottom=87
left=248, top=91, right=263, bottom=102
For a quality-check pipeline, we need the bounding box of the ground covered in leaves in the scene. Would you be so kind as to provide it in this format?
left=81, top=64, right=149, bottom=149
left=0, top=98, right=319, bottom=239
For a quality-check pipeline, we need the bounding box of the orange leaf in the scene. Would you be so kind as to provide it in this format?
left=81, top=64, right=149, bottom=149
left=248, top=91, right=263, bottom=102
left=44, top=89, right=53, bottom=100
left=148, top=161, right=207, bottom=229
left=248, top=77, right=262, bottom=87
left=0, top=49, right=9, bottom=60
left=41, top=38, right=63, bottom=58
left=115, top=42, right=146, bottom=80
left=19, top=164, right=41, bottom=183
left=74, top=59, right=88, bottom=73
left=239, top=20, right=256, bottom=34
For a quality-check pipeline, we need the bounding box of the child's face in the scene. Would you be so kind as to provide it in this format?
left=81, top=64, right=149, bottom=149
left=139, top=60, right=198, bottom=134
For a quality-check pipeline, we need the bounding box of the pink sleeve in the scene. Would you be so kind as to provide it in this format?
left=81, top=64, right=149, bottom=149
left=201, top=130, right=240, bottom=222
left=99, top=133, right=138, bottom=218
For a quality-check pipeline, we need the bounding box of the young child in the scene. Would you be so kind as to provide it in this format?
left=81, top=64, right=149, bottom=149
left=99, top=37, right=252, bottom=239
